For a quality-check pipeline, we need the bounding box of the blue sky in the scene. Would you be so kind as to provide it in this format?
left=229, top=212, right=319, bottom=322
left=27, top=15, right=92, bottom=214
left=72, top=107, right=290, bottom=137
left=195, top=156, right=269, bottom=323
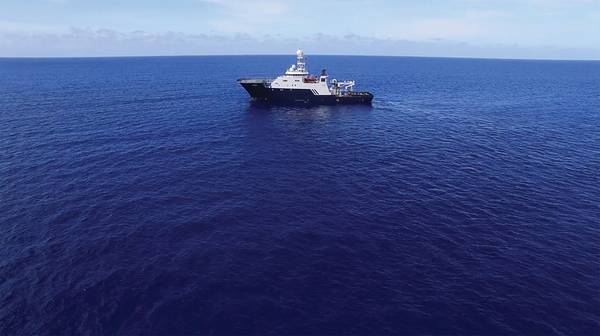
left=1, top=0, right=599, bottom=59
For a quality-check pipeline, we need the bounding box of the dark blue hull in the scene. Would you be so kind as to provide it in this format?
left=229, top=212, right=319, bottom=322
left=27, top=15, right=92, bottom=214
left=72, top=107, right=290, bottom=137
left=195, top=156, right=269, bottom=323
left=238, top=81, right=373, bottom=105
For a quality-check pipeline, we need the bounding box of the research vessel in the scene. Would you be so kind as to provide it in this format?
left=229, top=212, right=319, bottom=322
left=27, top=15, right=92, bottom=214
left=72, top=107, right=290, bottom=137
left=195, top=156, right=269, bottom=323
left=238, top=50, right=373, bottom=105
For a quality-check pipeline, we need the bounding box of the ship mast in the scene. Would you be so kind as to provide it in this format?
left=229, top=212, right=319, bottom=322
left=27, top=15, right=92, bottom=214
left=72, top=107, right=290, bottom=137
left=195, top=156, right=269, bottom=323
left=285, top=49, right=308, bottom=76
left=295, top=49, right=306, bottom=72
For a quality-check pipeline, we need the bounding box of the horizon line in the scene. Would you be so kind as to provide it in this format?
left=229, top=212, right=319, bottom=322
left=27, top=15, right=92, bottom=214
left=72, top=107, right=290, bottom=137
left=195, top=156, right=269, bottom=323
left=1, top=53, right=599, bottom=62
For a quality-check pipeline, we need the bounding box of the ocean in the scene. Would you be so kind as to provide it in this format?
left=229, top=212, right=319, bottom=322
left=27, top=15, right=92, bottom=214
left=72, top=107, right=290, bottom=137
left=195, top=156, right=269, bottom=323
left=1, top=55, right=599, bottom=335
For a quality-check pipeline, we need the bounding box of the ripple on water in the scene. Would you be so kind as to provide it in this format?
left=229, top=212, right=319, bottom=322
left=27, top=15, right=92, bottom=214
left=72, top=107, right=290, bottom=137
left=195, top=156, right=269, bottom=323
left=0, top=56, right=599, bottom=335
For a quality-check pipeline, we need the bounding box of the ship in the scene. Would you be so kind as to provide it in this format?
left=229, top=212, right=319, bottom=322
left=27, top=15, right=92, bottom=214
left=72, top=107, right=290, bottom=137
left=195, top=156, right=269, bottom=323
left=238, top=50, right=373, bottom=105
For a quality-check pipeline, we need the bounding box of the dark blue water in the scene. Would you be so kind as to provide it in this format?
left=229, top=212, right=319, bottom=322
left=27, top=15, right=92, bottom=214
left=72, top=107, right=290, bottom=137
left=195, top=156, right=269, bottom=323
left=1, top=55, right=599, bottom=335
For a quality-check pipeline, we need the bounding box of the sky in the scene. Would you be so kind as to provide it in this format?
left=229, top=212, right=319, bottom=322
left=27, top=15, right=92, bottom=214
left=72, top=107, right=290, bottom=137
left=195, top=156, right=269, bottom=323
left=1, top=0, right=599, bottom=59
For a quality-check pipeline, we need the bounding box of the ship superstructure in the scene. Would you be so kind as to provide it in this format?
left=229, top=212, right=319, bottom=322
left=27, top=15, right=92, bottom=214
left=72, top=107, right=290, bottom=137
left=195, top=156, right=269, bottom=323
left=238, top=50, right=373, bottom=105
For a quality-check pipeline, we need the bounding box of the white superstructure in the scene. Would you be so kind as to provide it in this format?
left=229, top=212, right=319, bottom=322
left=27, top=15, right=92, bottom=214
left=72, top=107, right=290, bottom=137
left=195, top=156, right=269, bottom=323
left=269, top=49, right=355, bottom=96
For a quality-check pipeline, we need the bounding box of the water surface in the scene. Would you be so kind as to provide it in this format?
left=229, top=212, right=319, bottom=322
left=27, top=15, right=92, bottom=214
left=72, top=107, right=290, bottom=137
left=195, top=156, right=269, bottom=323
left=1, top=56, right=599, bottom=335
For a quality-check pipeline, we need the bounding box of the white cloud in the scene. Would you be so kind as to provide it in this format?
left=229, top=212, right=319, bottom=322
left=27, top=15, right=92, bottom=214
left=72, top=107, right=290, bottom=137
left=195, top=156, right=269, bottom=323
left=1, top=0, right=598, bottom=57
left=1, top=28, right=599, bottom=60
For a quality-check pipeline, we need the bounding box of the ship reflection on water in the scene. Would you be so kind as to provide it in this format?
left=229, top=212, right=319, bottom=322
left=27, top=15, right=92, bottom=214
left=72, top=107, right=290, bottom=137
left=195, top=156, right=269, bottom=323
left=245, top=100, right=373, bottom=123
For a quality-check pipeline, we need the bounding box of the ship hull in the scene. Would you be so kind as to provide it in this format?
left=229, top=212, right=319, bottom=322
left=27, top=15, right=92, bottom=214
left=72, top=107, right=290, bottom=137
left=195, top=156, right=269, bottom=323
left=239, top=81, right=373, bottom=105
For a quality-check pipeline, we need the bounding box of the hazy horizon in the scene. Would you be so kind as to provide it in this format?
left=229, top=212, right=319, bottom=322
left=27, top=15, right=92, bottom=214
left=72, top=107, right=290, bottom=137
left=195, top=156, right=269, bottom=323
left=3, top=52, right=600, bottom=62
left=2, top=0, right=599, bottom=60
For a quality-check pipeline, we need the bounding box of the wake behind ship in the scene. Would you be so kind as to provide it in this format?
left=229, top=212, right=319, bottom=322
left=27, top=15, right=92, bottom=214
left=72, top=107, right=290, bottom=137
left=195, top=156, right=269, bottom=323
left=238, top=50, right=373, bottom=105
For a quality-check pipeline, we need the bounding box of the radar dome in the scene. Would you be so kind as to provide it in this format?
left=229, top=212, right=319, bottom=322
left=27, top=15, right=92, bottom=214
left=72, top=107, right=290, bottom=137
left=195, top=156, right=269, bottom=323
left=296, top=49, right=304, bottom=57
